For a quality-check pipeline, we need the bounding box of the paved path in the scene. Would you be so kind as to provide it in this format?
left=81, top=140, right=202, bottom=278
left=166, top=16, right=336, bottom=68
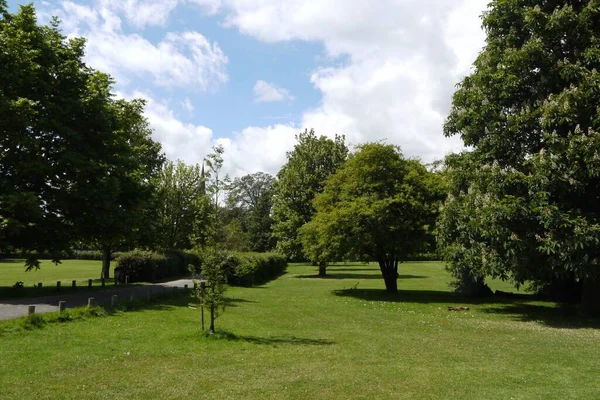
left=0, top=278, right=194, bottom=321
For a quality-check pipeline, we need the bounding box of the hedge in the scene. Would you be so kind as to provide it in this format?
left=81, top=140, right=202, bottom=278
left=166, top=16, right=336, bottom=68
left=114, top=249, right=201, bottom=283
left=225, top=252, right=287, bottom=287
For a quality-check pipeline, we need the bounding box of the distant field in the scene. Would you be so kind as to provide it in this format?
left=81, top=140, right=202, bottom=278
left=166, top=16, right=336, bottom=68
left=1, top=261, right=598, bottom=399
left=0, top=259, right=103, bottom=286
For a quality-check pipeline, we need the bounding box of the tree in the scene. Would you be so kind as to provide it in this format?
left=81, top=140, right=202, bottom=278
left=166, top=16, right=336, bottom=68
left=156, top=160, right=204, bottom=250
left=300, top=143, right=438, bottom=292
left=192, top=145, right=230, bottom=333
left=272, top=129, right=348, bottom=261
left=70, top=96, right=164, bottom=279
left=439, top=0, right=600, bottom=310
left=227, top=172, right=276, bottom=252
left=0, top=3, right=92, bottom=263
left=0, top=3, right=164, bottom=276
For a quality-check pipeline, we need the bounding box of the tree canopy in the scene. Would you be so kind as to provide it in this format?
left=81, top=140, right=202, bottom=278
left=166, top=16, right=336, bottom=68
left=301, top=143, right=438, bottom=292
left=0, top=3, right=164, bottom=275
left=438, top=0, right=600, bottom=309
left=272, top=129, right=348, bottom=261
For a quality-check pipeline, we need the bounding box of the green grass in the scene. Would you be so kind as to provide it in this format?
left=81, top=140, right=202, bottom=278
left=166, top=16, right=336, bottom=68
left=0, top=259, right=142, bottom=299
left=1, top=261, right=599, bottom=399
left=0, top=259, right=104, bottom=286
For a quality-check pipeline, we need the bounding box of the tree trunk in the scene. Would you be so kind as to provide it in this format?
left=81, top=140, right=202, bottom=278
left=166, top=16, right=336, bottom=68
left=379, top=258, right=398, bottom=293
left=318, top=262, right=327, bottom=277
left=101, top=246, right=111, bottom=279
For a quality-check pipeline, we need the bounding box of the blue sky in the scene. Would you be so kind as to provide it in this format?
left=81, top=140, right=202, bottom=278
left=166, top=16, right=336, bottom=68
left=9, top=0, right=489, bottom=177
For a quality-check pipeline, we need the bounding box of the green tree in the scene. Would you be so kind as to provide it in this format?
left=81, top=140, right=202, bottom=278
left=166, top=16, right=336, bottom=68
left=439, top=0, right=600, bottom=310
left=272, top=129, right=348, bottom=261
left=0, top=3, right=164, bottom=277
left=192, top=145, right=230, bottom=333
left=156, top=160, right=205, bottom=250
left=300, top=143, right=438, bottom=292
left=71, top=96, right=164, bottom=279
left=0, top=3, right=92, bottom=262
left=227, top=172, right=276, bottom=252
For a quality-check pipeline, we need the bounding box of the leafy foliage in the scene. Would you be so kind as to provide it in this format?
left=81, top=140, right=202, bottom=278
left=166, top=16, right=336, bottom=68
left=224, top=252, right=287, bottom=287
left=272, top=129, right=348, bottom=260
left=227, top=172, right=276, bottom=252
left=156, top=160, right=205, bottom=250
left=0, top=4, right=164, bottom=276
left=301, top=143, right=439, bottom=292
left=439, top=0, right=600, bottom=309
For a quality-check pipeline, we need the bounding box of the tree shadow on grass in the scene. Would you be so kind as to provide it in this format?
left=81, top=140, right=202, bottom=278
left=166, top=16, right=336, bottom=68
left=297, top=273, right=427, bottom=280
left=482, top=302, right=600, bottom=329
left=333, top=288, right=600, bottom=329
left=208, top=330, right=335, bottom=346
left=224, top=297, right=257, bottom=307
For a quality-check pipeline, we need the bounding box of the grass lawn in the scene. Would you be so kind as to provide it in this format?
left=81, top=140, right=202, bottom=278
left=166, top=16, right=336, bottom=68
left=0, top=259, right=133, bottom=299
left=0, top=259, right=104, bottom=286
left=1, top=261, right=599, bottom=399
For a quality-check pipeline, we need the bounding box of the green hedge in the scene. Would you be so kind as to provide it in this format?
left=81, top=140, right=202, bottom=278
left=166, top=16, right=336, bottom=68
left=114, top=249, right=201, bottom=283
left=225, top=252, right=287, bottom=287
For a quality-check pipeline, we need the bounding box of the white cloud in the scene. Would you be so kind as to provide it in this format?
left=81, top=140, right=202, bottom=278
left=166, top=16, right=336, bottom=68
left=40, top=0, right=491, bottom=176
left=44, top=1, right=228, bottom=91
left=196, top=0, right=489, bottom=162
left=253, top=80, right=294, bottom=103
left=181, top=97, right=195, bottom=113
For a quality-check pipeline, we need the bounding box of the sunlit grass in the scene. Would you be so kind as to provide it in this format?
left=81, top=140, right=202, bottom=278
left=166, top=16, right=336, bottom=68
left=1, top=261, right=599, bottom=399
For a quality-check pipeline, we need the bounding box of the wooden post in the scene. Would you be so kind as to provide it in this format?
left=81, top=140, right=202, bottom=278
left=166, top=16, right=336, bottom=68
left=57, top=281, right=61, bottom=291
left=88, top=297, right=95, bottom=307
left=58, top=301, right=66, bottom=313
left=101, top=278, right=105, bottom=287
left=28, top=305, right=35, bottom=315
left=125, top=275, right=130, bottom=284
left=37, top=282, right=42, bottom=288
left=88, top=279, right=92, bottom=288
left=72, top=280, right=76, bottom=289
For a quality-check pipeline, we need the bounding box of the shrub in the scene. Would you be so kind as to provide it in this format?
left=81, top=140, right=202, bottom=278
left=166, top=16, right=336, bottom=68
left=115, top=249, right=200, bottom=283
left=226, top=252, right=287, bottom=287
left=115, top=250, right=167, bottom=283
left=21, top=314, right=46, bottom=330
left=72, top=250, right=122, bottom=260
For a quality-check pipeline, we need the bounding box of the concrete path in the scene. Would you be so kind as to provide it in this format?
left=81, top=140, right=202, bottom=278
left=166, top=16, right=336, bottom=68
left=0, top=278, right=194, bottom=321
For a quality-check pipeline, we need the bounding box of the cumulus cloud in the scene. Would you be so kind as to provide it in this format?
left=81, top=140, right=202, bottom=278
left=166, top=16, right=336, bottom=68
left=40, top=0, right=490, bottom=176
left=198, top=0, right=489, bottom=162
left=253, top=80, right=294, bottom=103
left=44, top=1, right=228, bottom=91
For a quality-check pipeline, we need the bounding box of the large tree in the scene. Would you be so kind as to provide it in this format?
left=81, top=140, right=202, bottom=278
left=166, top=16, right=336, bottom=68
left=156, top=160, right=205, bottom=250
left=439, top=0, right=600, bottom=310
left=0, top=3, right=92, bottom=262
left=272, top=129, right=348, bottom=261
left=227, top=172, right=276, bottom=252
left=0, top=3, right=164, bottom=276
left=300, top=143, right=438, bottom=292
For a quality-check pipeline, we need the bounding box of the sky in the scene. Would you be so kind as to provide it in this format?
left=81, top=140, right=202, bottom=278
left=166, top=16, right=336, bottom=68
left=10, top=0, right=489, bottom=177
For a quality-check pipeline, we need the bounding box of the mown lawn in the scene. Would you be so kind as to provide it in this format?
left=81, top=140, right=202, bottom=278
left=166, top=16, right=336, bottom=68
left=0, top=259, right=133, bottom=299
left=1, top=261, right=599, bottom=399
left=0, top=259, right=103, bottom=286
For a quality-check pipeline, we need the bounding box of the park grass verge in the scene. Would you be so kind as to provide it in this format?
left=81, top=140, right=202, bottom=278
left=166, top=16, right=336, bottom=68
left=0, top=289, right=190, bottom=337
left=1, top=262, right=599, bottom=400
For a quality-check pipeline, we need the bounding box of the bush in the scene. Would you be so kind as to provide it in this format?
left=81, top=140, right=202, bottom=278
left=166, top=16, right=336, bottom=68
left=72, top=250, right=122, bottom=261
left=225, top=252, right=287, bottom=287
left=115, top=250, right=167, bottom=283
left=115, top=249, right=200, bottom=283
